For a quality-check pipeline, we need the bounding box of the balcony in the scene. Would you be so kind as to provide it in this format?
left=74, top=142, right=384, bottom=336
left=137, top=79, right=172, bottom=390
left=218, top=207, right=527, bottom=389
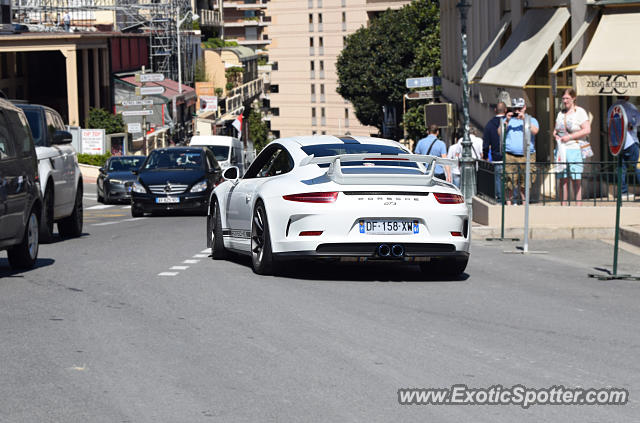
left=199, top=9, right=222, bottom=27
left=223, top=16, right=269, bottom=27
left=221, top=1, right=268, bottom=10
left=224, top=77, right=264, bottom=114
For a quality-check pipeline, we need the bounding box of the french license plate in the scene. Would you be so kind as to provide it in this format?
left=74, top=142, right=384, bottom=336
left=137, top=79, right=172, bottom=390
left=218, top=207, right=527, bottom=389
left=156, top=196, right=180, bottom=204
left=359, top=220, right=418, bottom=234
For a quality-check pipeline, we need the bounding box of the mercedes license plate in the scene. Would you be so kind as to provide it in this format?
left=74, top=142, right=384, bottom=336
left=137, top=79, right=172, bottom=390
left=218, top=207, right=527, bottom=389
left=359, top=220, right=418, bottom=234
left=156, top=196, right=180, bottom=204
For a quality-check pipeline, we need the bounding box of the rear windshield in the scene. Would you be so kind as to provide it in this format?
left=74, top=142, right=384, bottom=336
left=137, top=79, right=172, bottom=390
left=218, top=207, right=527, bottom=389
left=109, top=157, right=144, bottom=172
left=23, top=109, right=43, bottom=146
left=204, top=145, right=230, bottom=162
left=144, top=150, right=204, bottom=170
left=301, top=143, right=418, bottom=168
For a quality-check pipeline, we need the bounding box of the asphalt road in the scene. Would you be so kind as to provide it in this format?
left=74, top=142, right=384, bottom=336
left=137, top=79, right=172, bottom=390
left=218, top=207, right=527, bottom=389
left=1, top=183, right=639, bottom=422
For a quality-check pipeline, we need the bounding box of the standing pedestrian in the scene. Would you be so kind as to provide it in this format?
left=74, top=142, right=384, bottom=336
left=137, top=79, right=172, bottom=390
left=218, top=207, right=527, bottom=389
left=448, top=128, right=482, bottom=188
left=415, top=124, right=450, bottom=182
left=62, top=11, right=71, bottom=32
left=553, top=88, right=591, bottom=205
left=498, top=98, right=539, bottom=205
left=611, top=96, right=640, bottom=196
left=483, top=101, right=507, bottom=201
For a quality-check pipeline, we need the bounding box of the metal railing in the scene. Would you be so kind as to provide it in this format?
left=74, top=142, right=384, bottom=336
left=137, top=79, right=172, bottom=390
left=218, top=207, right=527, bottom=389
left=476, top=160, right=639, bottom=206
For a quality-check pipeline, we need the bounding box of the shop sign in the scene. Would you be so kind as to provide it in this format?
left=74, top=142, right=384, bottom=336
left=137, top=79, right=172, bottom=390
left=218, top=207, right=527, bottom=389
left=577, top=74, right=640, bottom=96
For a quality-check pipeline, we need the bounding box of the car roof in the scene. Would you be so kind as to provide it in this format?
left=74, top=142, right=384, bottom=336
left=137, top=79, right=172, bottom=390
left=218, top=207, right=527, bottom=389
left=0, top=97, right=26, bottom=114
left=153, top=147, right=205, bottom=153
left=283, top=135, right=402, bottom=148
left=14, top=103, right=59, bottom=114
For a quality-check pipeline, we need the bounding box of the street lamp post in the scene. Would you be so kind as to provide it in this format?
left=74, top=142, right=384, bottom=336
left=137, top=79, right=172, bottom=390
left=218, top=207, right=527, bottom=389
left=177, top=10, right=199, bottom=95
left=457, top=0, right=475, bottom=216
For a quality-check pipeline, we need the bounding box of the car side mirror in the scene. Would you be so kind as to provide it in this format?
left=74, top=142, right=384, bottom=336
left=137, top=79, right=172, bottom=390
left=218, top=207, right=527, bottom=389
left=52, top=130, right=73, bottom=145
left=98, top=167, right=105, bottom=173
left=222, top=166, right=239, bottom=183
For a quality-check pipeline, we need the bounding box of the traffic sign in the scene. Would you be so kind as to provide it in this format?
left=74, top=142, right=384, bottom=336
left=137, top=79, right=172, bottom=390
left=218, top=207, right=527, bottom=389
left=121, top=99, right=154, bottom=106
left=127, top=122, right=142, bottom=133
left=122, top=109, right=154, bottom=116
left=136, top=86, right=165, bottom=96
left=405, top=90, right=440, bottom=100
left=607, top=103, right=627, bottom=156
left=136, top=73, right=165, bottom=83
left=406, top=76, right=442, bottom=89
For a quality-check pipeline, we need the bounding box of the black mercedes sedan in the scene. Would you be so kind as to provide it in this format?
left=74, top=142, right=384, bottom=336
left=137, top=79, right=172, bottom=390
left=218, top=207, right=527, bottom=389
left=130, top=147, right=222, bottom=217
left=97, top=156, right=145, bottom=204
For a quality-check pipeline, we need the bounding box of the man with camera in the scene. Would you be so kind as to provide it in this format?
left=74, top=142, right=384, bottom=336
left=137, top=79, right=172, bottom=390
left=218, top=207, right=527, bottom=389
left=498, top=98, right=539, bottom=205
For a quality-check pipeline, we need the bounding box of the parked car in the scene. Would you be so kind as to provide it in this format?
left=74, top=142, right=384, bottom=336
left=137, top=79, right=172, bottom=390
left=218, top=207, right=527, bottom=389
left=0, top=98, right=42, bottom=269
left=130, top=147, right=222, bottom=217
left=206, top=135, right=469, bottom=277
left=15, top=103, right=83, bottom=243
left=97, top=155, right=145, bottom=203
left=189, top=135, right=246, bottom=176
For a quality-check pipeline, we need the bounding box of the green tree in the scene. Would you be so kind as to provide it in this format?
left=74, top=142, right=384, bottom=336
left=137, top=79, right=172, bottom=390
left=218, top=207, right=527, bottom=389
left=194, top=58, right=208, bottom=82
left=86, top=107, right=124, bottom=134
left=336, top=0, right=440, bottom=140
left=248, top=106, right=270, bottom=153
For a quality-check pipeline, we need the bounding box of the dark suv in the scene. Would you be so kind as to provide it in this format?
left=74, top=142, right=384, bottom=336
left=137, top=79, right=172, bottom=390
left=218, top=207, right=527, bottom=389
left=0, top=99, right=42, bottom=269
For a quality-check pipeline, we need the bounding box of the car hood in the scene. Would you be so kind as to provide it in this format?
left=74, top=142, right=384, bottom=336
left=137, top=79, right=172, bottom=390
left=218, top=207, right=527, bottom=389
left=138, top=169, right=206, bottom=187
left=106, top=171, right=137, bottom=181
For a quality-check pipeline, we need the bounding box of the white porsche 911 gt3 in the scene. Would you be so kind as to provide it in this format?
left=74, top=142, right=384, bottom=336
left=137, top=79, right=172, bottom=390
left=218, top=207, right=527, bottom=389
left=206, top=135, right=470, bottom=277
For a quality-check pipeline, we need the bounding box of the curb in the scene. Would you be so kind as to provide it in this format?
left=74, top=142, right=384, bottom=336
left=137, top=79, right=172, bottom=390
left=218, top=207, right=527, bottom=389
left=472, top=225, right=636, bottom=243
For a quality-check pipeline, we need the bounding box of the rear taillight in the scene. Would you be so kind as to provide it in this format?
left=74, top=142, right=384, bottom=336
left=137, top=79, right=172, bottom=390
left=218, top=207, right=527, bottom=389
left=433, top=193, right=464, bottom=204
left=299, top=231, right=323, bottom=236
left=283, top=192, right=338, bottom=203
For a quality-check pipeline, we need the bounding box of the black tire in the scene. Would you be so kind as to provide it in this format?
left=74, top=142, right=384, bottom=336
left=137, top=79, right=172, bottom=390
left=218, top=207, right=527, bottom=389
left=209, top=198, right=227, bottom=260
left=7, top=209, right=39, bottom=269
left=39, top=185, right=54, bottom=244
left=58, top=183, right=83, bottom=238
left=251, top=201, right=278, bottom=275
left=420, top=256, right=468, bottom=279
left=131, top=203, right=144, bottom=218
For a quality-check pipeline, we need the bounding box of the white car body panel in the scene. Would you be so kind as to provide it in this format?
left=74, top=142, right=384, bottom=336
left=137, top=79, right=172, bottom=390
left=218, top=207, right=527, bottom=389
left=209, top=135, right=470, bottom=263
left=36, top=144, right=80, bottom=220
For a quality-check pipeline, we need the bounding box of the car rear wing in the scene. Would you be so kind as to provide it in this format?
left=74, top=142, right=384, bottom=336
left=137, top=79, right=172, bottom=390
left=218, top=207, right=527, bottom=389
left=299, top=153, right=458, bottom=186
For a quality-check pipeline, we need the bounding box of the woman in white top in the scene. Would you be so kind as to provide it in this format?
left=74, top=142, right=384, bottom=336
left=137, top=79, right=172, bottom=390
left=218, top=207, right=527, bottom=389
left=553, top=88, right=591, bottom=205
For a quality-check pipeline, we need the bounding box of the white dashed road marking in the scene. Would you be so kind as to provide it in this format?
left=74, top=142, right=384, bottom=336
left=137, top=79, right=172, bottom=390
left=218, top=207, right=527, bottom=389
left=91, top=217, right=147, bottom=226
left=87, top=204, right=113, bottom=210
left=158, top=272, right=179, bottom=276
left=201, top=249, right=211, bottom=254
left=193, top=254, right=208, bottom=258
left=183, top=259, right=200, bottom=264
left=171, top=266, right=189, bottom=270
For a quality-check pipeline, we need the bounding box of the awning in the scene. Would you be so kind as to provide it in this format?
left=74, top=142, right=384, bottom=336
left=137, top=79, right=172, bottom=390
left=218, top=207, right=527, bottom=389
left=575, top=12, right=640, bottom=96
left=479, top=7, right=570, bottom=89
left=468, top=12, right=510, bottom=82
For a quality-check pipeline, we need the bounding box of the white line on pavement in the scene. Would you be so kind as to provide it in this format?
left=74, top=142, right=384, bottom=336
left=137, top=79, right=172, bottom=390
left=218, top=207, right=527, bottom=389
left=201, top=249, right=211, bottom=253
left=91, top=221, right=118, bottom=226
left=193, top=254, right=208, bottom=258
left=86, top=205, right=113, bottom=210
left=91, top=217, right=147, bottom=226
left=171, top=266, right=189, bottom=270
left=158, top=272, right=179, bottom=276
left=183, top=259, right=200, bottom=264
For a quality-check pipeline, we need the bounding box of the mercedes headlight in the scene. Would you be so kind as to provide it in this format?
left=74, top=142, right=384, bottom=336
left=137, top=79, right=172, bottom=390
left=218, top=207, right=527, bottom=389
left=190, top=180, right=208, bottom=193
left=109, top=179, right=124, bottom=184
left=132, top=181, right=146, bottom=194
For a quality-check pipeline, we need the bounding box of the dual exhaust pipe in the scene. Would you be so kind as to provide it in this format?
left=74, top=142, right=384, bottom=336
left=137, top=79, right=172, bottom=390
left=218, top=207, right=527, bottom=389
left=377, top=243, right=404, bottom=258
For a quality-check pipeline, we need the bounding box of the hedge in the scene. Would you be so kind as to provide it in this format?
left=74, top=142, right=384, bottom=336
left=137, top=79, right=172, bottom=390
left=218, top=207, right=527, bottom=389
left=77, top=153, right=111, bottom=167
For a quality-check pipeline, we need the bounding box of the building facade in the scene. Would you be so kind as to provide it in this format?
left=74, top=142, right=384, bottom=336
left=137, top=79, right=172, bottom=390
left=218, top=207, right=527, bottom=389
left=267, top=0, right=411, bottom=138
left=440, top=0, right=640, bottom=162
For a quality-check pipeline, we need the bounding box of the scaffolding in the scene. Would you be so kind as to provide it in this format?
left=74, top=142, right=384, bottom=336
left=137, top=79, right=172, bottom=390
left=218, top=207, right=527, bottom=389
left=11, top=0, right=198, bottom=85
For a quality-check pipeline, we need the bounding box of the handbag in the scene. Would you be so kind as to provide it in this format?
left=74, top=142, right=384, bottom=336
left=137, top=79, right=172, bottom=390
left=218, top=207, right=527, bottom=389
left=579, top=140, right=594, bottom=159
left=551, top=141, right=566, bottom=174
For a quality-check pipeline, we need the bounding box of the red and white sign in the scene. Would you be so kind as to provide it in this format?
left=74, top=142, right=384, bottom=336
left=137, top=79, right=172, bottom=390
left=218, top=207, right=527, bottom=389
left=607, top=104, right=627, bottom=156
left=81, top=129, right=105, bottom=155
left=200, top=96, right=218, bottom=112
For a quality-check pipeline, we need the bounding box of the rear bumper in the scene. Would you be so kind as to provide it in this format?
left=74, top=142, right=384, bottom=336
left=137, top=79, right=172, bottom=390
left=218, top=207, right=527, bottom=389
left=274, top=243, right=469, bottom=262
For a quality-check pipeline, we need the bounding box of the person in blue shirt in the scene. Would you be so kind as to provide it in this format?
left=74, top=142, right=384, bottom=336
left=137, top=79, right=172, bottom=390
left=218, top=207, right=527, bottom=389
left=613, top=96, right=640, bottom=195
left=498, top=98, right=539, bottom=205
left=414, top=124, right=450, bottom=182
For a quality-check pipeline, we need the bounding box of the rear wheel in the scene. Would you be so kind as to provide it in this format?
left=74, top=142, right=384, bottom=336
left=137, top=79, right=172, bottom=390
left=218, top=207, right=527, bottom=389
left=58, top=183, right=83, bottom=238
left=209, top=199, right=227, bottom=260
left=420, top=256, right=468, bottom=279
left=251, top=201, right=278, bottom=275
left=8, top=210, right=39, bottom=269
left=39, top=186, right=54, bottom=243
